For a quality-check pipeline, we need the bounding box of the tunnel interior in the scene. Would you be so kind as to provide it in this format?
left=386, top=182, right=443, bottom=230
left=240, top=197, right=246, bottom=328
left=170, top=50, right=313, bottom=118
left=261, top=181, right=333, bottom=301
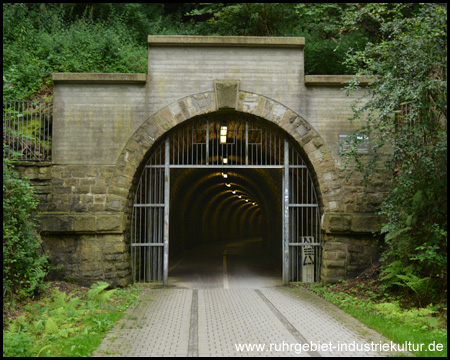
left=169, top=167, right=282, bottom=268
left=131, top=111, right=322, bottom=283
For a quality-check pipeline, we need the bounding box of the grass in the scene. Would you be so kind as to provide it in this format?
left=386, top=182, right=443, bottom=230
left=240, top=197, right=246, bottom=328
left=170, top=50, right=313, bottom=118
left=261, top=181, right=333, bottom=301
left=3, top=281, right=147, bottom=357
left=300, top=282, right=447, bottom=357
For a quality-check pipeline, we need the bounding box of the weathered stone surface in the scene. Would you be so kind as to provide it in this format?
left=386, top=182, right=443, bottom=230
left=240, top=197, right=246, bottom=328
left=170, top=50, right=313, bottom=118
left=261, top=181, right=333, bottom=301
left=43, top=233, right=131, bottom=287
left=96, top=214, right=125, bottom=232
left=39, top=213, right=124, bottom=234
left=324, top=214, right=352, bottom=233
left=215, top=80, right=239, bottom=110
left=351, top=214, right=385, bottom=233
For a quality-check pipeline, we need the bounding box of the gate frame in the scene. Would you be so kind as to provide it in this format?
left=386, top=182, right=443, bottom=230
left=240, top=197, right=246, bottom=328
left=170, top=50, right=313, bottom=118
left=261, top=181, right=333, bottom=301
left=130, top=115, right=324, bottom=285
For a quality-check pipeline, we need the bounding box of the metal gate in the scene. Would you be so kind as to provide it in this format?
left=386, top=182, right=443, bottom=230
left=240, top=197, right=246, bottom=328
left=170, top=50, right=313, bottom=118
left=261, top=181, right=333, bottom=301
left=131, top=118, right=321, bottom=284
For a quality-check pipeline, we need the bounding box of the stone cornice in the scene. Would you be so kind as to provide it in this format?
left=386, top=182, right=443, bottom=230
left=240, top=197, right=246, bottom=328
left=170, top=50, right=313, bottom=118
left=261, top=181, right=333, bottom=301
left=305, top=75, right=372, bottom=87
left=52, top=73, right=147, bottom=84
left=148, top=35, right=305, bottom=48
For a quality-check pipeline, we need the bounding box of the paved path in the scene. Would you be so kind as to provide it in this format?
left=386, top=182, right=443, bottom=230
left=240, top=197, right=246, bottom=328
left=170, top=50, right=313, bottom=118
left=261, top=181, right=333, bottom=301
left=94, top=239, right=406, bottom=357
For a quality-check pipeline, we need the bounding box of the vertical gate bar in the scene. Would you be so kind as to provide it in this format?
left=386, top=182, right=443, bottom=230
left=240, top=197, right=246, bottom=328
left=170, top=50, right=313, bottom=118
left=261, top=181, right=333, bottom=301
left=212, top=122, right=215, bottom=165
left=14, top=101, right=17, bottom=158
left=277, top=133, right=281, bottom=165
left=37, top=102, right=41, bottom=159
left=34, top=102, right=38, bottom=159
left=138, top=206, right=141, bottom=282
left=163, top=138, right=170, bottom=285
left=40, top=102, right=44, bottom=159
left=190, top=125, right=193, bottom=165
left=245, top=120, right=249, bottom=165
left=43, top=102, right=46, bottom=160
left=206, top=120, right=209, bottom=165
left=317, top=207, right=321, bottom=282
left=236, top=121, right=239, bottom=163
left=238, top=121, right=241, bottom=164
left=264, top=127, right=267, bottom=165
left=217, top=123, right=220, bottom=165
left=301, top=167, right=304, bottom=236
left=15, top=101, right=18, bottom=158
left=282, top=138, right=290, bottom=284
left=259, top=125, right=262, bottom=165
left=48, top=101, right=51, bottom=159
left=23, top=101, right=26, bottom=159
left=27, top=101, right=31, bottom=160
left=132, top=208, right=135, bottom=283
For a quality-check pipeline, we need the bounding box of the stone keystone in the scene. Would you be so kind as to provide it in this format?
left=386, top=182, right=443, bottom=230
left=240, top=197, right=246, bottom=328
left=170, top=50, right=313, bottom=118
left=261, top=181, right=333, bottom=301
left=215, top=80, right=240, bottom=110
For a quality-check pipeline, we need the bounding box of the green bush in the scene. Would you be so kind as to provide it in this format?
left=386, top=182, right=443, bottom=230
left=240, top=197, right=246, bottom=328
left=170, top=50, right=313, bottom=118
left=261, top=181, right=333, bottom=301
left=3, top=157, right=49, bottom=300
left=3, top=4, right=147, bottom=100
left=2, top=332, right=33, bottom=357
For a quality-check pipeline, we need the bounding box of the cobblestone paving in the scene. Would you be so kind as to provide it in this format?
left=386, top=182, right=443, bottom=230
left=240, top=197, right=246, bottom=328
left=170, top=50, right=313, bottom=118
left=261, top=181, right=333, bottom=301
left=93, top=286, right=405, bottom=357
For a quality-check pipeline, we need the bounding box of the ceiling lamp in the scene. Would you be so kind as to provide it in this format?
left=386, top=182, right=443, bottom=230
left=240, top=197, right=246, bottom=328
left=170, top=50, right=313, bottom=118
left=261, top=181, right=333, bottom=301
left=220, top=124, right=228, bottom=144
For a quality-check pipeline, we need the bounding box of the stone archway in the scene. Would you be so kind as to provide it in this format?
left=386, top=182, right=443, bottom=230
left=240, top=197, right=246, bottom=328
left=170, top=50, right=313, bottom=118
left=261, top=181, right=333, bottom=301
left=106, top=90, right=346, bottom=284
left=108, top=91, right=343, bottom=215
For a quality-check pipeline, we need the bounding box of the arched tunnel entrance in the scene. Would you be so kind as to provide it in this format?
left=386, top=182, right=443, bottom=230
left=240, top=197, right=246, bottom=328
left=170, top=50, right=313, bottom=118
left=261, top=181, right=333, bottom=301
left=131, top=112, right=321, bottom=286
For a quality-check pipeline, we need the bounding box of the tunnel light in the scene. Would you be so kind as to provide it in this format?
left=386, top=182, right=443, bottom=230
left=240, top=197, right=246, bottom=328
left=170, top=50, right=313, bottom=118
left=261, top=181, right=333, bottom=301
left=238, top=195, right=242, bottom=198
left=222, top=157, right=228, bottom=164
left=252, top=202, right=257, bottom=206
left=220, top=125, right=228, bottom=144
left=225, top=183, right=231, bottom=187
left=232, top=190, right=236, bottom=194
left=245, top=199, right=249, bottom=202
left=221, top=172, right=228, bottom=179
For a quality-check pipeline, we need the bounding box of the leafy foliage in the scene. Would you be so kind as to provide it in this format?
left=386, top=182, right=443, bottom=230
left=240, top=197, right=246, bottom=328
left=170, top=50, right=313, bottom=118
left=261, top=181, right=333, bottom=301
left=3, top=281, right=141, bottom=357
left=341, top=3, right=447, bottom=305
left=375, top=302, right=439, bottom=330
left=3, top=155, right=49, bottom=300
left=186, top=3, right=298, bottom=36
left=3, top=3, right=148, bottom=100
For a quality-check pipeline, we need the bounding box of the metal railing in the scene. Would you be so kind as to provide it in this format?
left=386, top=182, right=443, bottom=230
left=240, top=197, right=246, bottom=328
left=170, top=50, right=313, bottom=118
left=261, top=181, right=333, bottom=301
left=3, top=100, right=52, bottom=161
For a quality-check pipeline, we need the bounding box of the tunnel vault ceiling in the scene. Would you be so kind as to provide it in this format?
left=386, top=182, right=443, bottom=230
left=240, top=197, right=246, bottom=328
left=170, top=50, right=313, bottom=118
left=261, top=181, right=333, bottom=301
left=170, top=167, right=282, bottom=249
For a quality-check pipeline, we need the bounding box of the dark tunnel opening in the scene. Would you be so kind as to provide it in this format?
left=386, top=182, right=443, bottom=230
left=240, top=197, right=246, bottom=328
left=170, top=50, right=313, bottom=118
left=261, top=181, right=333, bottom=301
left=169, top=168, right=283, bottom=273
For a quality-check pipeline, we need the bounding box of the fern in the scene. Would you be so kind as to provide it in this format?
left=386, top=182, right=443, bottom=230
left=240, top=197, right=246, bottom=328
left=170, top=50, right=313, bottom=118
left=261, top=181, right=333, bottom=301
left=395, top=274, right=430, bottom=296
left=44, top=317, right=59, bottom=336
left=3, top=281, right=139, bottom=357
left=86, top=281, right=111, bottom=301
left=375, top=302, right=438, bottom=330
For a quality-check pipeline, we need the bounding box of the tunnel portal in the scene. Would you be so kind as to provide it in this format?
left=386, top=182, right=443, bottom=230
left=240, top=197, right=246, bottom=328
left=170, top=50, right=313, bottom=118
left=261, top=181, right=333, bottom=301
left=131, top=113, right=321, bottom=285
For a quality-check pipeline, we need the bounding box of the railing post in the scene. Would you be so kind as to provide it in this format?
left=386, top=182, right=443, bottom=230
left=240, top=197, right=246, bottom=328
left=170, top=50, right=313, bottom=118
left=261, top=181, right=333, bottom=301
left=282, top=139, right=290, bottom=284
left=163, top=138, right=170, bottom=285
